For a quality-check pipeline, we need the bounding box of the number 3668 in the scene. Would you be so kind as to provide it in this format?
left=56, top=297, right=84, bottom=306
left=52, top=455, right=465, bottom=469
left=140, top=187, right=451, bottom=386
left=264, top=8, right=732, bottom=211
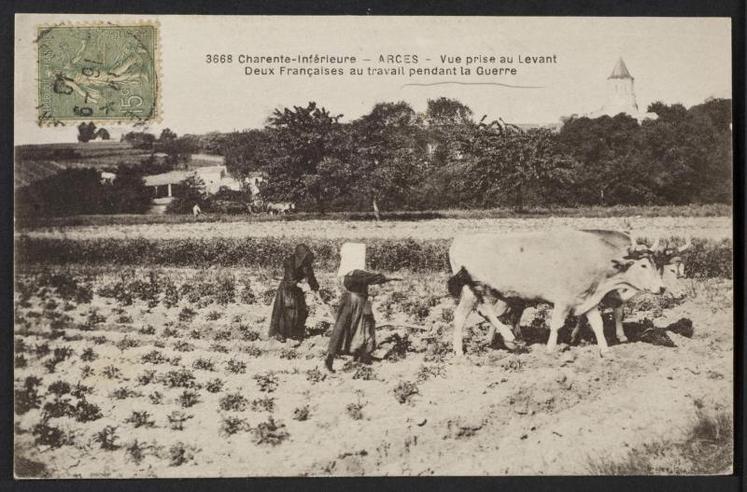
left=206, top=54, right=233, bottom=63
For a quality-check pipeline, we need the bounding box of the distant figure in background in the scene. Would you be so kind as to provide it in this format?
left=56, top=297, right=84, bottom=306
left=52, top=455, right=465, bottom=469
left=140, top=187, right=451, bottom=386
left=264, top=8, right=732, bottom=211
left=192, top=203, right=201, bottom=217
left=268, top=244, right=320, bottom=341
left=325, top=243, right=388, bottom=372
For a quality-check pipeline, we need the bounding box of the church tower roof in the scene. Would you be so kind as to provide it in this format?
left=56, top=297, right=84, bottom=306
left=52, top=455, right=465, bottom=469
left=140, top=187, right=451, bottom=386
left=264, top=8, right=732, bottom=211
left=608, top=57, right=633, bottom=79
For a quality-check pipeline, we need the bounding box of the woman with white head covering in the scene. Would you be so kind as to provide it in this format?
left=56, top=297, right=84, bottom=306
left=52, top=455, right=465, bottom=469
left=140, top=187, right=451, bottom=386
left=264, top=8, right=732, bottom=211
left=325, top=243, right=388, bottom=372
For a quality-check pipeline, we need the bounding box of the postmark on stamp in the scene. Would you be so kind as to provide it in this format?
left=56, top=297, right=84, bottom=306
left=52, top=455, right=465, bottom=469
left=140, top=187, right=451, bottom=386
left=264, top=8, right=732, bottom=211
left=36, top=22, right=159, bottom=125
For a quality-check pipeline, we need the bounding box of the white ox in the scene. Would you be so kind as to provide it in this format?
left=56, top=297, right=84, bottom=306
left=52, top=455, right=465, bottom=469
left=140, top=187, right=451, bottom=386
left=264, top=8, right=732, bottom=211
left=266, top=202, right=296, bottom=214
left=447, top=229, right=666, bottom=356
left=490, top=230, right=690, bottom=344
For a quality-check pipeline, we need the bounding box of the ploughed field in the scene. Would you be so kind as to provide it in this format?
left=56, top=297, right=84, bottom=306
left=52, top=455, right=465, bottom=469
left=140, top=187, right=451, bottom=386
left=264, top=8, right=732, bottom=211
left=17, top=215, right=732, bottom=241
left=14, top=265, right=733, bottom=477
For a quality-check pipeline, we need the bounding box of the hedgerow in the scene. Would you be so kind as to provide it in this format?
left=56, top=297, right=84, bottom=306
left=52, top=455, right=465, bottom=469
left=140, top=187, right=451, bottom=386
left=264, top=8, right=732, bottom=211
left=15, top=235, right=732, bottom=278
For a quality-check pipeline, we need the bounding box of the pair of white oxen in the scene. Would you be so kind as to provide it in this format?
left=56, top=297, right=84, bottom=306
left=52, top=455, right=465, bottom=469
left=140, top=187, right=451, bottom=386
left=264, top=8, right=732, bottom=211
left=447, top=229, right=690, bottom=357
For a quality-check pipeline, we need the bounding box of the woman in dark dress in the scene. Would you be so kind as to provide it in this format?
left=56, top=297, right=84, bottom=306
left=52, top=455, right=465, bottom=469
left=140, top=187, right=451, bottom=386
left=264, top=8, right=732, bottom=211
left=267, top=244, right=319, bottom=341
left=325, top=269, right=388, bottom=372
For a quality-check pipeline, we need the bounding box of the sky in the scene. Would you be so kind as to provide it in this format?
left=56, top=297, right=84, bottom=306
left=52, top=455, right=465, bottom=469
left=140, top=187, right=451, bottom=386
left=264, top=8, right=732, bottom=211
left=15, top=15, right=732, bottom=145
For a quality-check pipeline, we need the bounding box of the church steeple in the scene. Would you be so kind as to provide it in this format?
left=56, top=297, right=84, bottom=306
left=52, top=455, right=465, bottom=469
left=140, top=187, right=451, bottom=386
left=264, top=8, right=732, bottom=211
left=608, top=57, right=633, bottom=80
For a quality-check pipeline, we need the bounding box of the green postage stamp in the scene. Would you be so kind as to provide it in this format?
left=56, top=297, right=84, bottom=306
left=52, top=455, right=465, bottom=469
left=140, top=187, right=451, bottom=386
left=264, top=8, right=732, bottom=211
left=37, top=22, right=159, bottom=124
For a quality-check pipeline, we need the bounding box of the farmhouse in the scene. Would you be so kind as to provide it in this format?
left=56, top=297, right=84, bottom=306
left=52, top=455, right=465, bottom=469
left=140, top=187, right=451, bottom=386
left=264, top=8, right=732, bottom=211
left=144, top=157, right=244, bottom=213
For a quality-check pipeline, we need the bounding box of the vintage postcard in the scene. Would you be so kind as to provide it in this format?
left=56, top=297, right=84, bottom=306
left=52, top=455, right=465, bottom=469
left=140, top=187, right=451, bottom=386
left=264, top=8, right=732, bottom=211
left=13, top=14, right=733, bottom=478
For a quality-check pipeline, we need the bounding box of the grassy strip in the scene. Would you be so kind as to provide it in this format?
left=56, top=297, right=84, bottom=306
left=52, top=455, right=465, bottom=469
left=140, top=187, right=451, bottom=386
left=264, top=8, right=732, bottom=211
left=15, top=204, right=731, bottom=229
left=14, top=235, right=732, bottom=278
left=588, top=410, right=732, bottom=475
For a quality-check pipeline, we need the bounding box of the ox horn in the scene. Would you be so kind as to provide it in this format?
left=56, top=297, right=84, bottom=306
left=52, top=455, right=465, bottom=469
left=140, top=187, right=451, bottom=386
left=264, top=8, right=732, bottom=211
left=650, top=238, right=660, bottom=251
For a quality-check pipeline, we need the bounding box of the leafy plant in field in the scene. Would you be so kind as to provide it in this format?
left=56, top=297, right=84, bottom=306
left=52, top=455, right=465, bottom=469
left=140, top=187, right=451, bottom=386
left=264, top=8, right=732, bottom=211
left=149, top=391, right=164, bottom=405
left=137, top=370, right=157, bottom=386
left=205, top=378, right=224, bottom=393
left=116, top=336, right=140, bottom=351
left=261, top=289, right=277, bottom=306
left=238, top=324, right=260, bottom=341
left=102, top=365, right=123, bottom=380
left=293, top=405, right=310, bottom=421
left=213, top=329, right=232, bottom=341
left=70, top=382, right=93, bottom=399
left=415, top=363, right=447, bottom=383
left=162, top=368, right=197, bottom=388
left=125, top=440, right=148, bottom=464
left=221, top=416, right=250, bottom=436
left=92, top=335, right=108, bottom=345
left=307, top=320, right=331, bottom=337
left=111, top=386, right=142, bottom=400
left=32, top=421, right=68, bottom=448
left=226, top=358, right=247, bottom=374
left=169, top=356, right=183, bottom=366
left=47, top=380, right=71, bottom=396
left=15, top=355, right=28, bottom=368
left=252, top=416, right=288, bottom=445
left=254, top=373, right=278, bottom=393
left=80, top=365, right=95, bottom=379
left=53, top=346, right=74, bottom=361
left=141, top=350, right=169, bottom=365
left=209, top=343, right=229, bottom=354
left=178, top=307, right=197, bottom=323
left=346, top=401, right=365, bottom=420
left=125, top=410, right=156, bottom=428
left=250, top=397, right=275, bottom=413
left=240, top=282, right=256, bottom=304
left=162, top=279, right=180, bottom=308
left=177, top=390, right=201, bottom=408
left=116, top=314, right=133, bottom=324
left=241, top=345, right=263, bottom=357
left=34, top=343, right=51, bottom=358
left=80, top=347, right=98, bottom=362
left=14, top=376, right=43, bottom=415
left=169, top=442, right=196, bottom=466
left=189, top=329, right=202, bottom=340
left=83, top=308, right=107, bottom=329
left=93, top=425, right=120, bottom=450
left=167, top=411, right=193, bottom=431
left=207, top=311, right=223, bottom=321
left=279, top=348, right=298, bottom=360
left=352, top=365, right=377, bottom=381
left=393, top=380, right=419, bottom=405
left=15, top=337, right=29, bottom=354
left=75, top=399, right=103, bottom=422
left=305, top=368, right=326, bottom=384
left=174, top=340, right=195, bottom=352
left=42, top=396, right=76, bottom=418
left=162, top=326, right=180, bottom=338
left=219, top=393, right=248, bottom=412
left=193, top=358, right=216, bottom=371
left=215, top=273, right=236, bottom=305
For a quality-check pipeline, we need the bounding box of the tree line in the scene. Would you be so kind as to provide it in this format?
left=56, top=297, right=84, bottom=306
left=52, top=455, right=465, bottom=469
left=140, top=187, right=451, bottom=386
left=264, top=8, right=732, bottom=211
left=16, top=96, right=731, bottom=217
left=222, top=97, right=731, bottom=211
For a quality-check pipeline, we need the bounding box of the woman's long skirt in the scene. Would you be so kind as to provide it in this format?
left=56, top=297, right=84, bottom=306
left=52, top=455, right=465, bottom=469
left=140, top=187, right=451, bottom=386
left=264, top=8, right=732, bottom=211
left=268, top=281, right=308, bottom=340
left=327, top=292, right=376, bottom=358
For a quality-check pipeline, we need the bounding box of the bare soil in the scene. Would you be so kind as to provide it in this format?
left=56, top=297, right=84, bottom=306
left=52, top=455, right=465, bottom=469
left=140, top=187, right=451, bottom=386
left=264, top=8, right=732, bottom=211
left=13, top=268, right=733, bottom=477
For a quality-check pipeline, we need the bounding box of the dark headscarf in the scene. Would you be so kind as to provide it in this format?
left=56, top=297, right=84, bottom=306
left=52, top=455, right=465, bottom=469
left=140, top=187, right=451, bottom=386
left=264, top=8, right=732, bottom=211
left=294, top=244, right=314, bottom=269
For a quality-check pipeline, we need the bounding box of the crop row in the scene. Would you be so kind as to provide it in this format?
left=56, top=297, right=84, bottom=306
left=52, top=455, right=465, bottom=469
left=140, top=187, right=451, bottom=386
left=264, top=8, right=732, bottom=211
left=15, top=235, right=733, bottom=278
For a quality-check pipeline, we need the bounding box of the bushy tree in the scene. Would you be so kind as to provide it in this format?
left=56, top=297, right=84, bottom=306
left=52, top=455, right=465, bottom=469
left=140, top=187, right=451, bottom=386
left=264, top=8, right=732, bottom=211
left=106, top=164, right=152, bottom=214
left=121, top=131, right=156, bottom=150
left=166, top=175, right=208, bottom=214
left=260, top=102, right=344, bottom=211
left=16, top=168, right=107, bottom=216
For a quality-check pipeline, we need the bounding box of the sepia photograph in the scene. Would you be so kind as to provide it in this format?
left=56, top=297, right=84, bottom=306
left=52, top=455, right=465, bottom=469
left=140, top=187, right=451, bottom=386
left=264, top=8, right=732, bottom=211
left=11, top=14, right=735, bottom=478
